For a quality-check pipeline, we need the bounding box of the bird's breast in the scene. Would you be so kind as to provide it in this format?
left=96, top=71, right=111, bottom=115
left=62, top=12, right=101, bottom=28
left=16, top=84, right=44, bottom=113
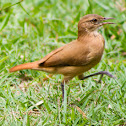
left=86, top=33, right=105, bottom=65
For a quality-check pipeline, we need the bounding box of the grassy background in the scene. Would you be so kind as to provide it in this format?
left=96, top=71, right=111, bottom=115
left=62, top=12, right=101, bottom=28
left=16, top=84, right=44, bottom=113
left=0, top=0, right=126, bottom=125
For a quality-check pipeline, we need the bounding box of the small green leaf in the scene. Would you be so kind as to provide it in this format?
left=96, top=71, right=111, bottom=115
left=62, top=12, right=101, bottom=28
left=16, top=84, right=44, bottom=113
left=0, top=13, right=11, bottom=31
left=44, top=100, right=51, bottom=113
left=26, top=113, right=30, bottom=126
left=0, top=56, right=9, bottom=63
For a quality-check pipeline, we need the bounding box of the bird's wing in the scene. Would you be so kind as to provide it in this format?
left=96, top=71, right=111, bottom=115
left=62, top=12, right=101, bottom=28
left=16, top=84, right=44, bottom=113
left=38, top=45, right=64, bottom=65
left=38, top=40, right=91, bottom=67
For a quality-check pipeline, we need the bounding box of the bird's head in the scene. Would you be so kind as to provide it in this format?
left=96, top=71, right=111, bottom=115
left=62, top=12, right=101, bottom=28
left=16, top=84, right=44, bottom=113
left=78, top=14, right=114, bottom=33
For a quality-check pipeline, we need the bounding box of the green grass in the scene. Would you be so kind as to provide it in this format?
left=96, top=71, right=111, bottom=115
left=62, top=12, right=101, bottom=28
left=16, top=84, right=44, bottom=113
left=0, top=0, right=126, bottom=125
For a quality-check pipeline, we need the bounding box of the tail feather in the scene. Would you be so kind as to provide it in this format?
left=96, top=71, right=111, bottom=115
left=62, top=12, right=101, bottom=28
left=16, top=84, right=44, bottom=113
left=9, top=62, right=39, bottom=72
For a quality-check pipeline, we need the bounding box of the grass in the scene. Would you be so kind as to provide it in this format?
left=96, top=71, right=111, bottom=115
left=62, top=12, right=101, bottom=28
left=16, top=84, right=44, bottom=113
left=0, top=0, right=126, bottom=125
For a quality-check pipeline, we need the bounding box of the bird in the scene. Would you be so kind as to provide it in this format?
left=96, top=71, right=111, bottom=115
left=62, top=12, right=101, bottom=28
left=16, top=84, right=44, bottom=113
left=9, top=14, right=115, bottom=99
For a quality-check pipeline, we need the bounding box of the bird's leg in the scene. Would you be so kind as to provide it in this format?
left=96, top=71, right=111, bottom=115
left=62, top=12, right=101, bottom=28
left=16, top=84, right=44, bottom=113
left=97, top=74, right=104, bottom=83
left=61, top=82, right=64, bottom=100
left=61, top=76, right=73, bottom=100
left=79, top=71, right=115, bottom=82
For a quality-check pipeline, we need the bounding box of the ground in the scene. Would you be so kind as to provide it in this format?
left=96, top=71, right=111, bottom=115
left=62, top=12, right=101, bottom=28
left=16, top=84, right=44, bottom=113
left=0, top=0, right=126, bottom=125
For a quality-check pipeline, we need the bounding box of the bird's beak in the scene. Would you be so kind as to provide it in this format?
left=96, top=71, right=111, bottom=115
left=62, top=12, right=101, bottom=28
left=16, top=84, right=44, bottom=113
left=100, top=17, right=115, bottom=25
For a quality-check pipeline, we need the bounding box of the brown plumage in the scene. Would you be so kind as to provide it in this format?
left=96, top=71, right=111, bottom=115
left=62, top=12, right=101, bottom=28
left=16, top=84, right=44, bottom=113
left=10, top=14, right=115, bottom=99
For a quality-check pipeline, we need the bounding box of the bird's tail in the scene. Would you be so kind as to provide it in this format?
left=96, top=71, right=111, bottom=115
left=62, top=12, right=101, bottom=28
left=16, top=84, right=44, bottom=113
left=9, top=61, right=39, bottom=72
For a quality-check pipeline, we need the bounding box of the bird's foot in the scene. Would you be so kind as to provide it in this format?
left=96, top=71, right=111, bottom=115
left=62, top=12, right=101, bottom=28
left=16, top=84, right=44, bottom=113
left=81, top=71, right=116, bottom=82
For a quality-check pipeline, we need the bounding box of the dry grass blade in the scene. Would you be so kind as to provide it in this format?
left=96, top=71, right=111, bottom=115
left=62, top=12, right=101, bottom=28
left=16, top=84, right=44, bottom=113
left=75, top=105, right=87, bottom=119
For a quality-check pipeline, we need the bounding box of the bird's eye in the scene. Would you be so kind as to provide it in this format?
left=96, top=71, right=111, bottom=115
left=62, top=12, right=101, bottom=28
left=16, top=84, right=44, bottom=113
left=92, top=18, right=97, bottom=22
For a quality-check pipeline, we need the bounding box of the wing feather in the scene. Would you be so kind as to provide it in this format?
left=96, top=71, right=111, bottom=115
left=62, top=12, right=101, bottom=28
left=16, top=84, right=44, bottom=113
left=39, top=40, right=91, bottom=67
